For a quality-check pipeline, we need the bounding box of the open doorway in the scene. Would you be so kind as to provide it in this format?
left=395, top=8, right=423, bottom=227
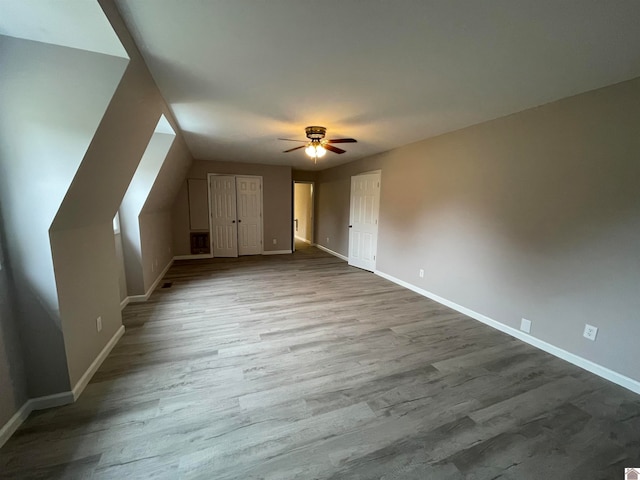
left=293, top=181, right=314, bottom=252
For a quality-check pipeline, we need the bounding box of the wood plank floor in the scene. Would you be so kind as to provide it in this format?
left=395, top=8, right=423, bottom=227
left=1, top=243, right=639, bottom=479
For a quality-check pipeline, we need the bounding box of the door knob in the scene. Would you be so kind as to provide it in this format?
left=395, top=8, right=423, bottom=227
left=232, top=220, right=236, bottom=223
left=238, top=219, right=242, bottom=223
left=349, top=225, right=353, bottom=228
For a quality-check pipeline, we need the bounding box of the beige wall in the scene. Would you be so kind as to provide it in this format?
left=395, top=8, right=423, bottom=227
left=0, top=35, right=127, bottom=398
left=172, top=182, right=192, bottom=255
left=316, top=173, right=352, bottom=253
left=114, top=230, right=128, bottom=302
left=0, top=219, right=27, bottom=428
left=172, top=160, right=292, bottom=255
left=50, top=223, right=123, bottom=387
left=292, top=170, right=317, bottom=182
left=47, top=0, right=193, bottom=389
left=294, top=183, right=313, bottom=243
left=120, top=132, right=175, bottom=295
left=316, top=76, right=640, bottom=382
left=139, top=211, right=174, bottom=292
left=139, top=136, right=193, bottom=291
left=0, top=0, right=195, bottom=407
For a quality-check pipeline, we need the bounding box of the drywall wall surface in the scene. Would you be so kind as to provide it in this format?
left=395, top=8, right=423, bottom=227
left=0, top=0, right=128, bottom=58
left=47, top=0, right=192, bottom=389
left=187, top=179, right=209, bottom=231
left=50, top=222, right=122, bottom=388
left=51, top=69, right=165, bottom=232
left=294, top=183, right=313, bottom=242
left=0, top=215, right=28, bottom=428
left=292, top=170, right=317, bottom=182
left=172, top=182, right=192, bottom=256
left=139, top=211, right=173, bottom=292
left=0, top=35, right=125, bottom=311
left=173, top=160, right=292, bottom=255
left=0, top=35, right=127, bottom=396
left=120, top=132, right=175, bottom=295
left=114, top=231, right=128, bottom=302
left=52, top=1, right=191, bottom=233
left=316, top=76, right=640, bottom=382
left=142, top=136, right=193, bottom=215
left=316, top=176, right=351, bottom=255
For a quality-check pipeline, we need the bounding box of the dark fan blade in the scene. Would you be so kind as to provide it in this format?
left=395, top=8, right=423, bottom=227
left=283, top=145, right=306, bottom=153
left=278, top=138, right=307, bottom=142
left=324, top=144, right=346, bottom=154
left=326, top=138, right=357, bottom=143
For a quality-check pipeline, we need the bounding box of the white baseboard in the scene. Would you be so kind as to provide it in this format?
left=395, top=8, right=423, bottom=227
left=262, top=250, right=292, bottom=255
left=119, top=296, right=130, bottom=311
left=0, top=401, right=30, bottom=448
left=315, top=244, right=348, bottom=262
left=72, top=325, right=125, bottom=400
left=0, top=325, right=126, bottom=448
left=127, top=259, right=174, bottom=304
left=375, top=270, right=640, bottom=396
left=147, top=259, right=174, bottom=296
left=126, top=294, right=147, bottom=304
left=1, top=390, right=76, bottom=447
left=29, top=391, right=75, bottom=410
left=173, top=253, right=213, bottom=260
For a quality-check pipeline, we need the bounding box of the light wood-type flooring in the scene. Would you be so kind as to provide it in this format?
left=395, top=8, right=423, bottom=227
left=1, top=243, right=639, bottom=479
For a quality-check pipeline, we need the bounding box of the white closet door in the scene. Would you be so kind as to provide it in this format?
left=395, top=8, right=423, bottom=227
left=348, top=172, right=380, bottom=271
left=210, top=175, right=238, bottom=257
left=236, top=176, right=262, bottom=255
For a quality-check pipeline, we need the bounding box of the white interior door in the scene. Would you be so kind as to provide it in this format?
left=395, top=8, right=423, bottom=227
left=210, top=175, right=238, bottom=257
left=348, top=172, right=381, bottom=271
left=236, top=176, right=262, bottom=255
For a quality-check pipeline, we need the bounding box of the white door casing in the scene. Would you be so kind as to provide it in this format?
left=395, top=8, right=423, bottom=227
left=348, top=172, right=381, bottom=272
left=210, top=175, right=238, bottom=257
left=236, top=176, right=262, bottom=255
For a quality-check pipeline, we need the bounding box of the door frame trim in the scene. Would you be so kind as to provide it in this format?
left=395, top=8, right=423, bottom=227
left=207, top=173, right=264, bottom=257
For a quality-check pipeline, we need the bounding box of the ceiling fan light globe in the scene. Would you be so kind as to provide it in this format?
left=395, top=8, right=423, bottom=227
left=305, top=145, right=316, bottom=157
left=316, top=145, right=327, bottom=157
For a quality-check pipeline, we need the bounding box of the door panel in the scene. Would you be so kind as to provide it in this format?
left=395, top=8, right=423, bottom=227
left=210, top=175, right=238, bottom=257
left=236, top=176, right=262, bottom=255
left=348, top=172, right=380, bottom=271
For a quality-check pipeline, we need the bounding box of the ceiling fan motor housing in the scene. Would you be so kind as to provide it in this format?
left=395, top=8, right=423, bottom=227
left=305, top=126, right=327, bottom=140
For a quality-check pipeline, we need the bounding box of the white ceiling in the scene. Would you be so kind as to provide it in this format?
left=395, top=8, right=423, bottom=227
left=0, top=0, right=127, bottom=58
left=117, top=0, right=640, bottom=170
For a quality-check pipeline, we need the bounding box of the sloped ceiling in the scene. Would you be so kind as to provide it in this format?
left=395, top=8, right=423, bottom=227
left=116, top=0, right=640, bottom=170
left=0, top=0, right=127, bottom=58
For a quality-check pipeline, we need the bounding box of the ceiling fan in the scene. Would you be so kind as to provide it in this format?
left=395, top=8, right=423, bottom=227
left=279, top=126, right=357, bottom=163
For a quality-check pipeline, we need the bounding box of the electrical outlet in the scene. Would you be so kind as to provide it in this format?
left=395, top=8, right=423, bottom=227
left=273, top=238, right=277, bottom=245
left=96, top=316, right=102, bottom=333
left=419, top=269, right=424, bottom=278
left=520, top=318, right=532, bottom=334
left=326, top=237, right=330, bottom=244
left=583, top=324, right=598, bottom=341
